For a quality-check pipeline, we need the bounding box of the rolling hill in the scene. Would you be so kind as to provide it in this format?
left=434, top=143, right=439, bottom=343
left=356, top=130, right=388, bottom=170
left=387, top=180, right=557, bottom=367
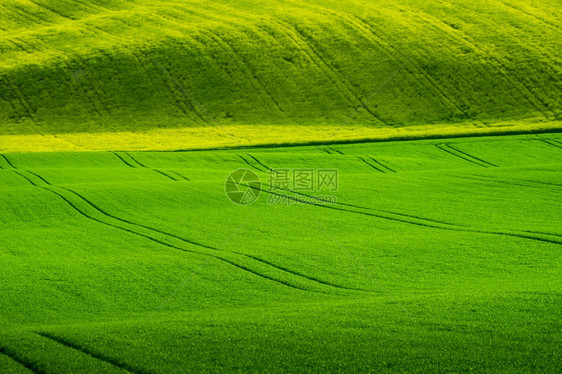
left=1, top=0, right=561, bottom=151
left=1, top=1, right=561, bottom=372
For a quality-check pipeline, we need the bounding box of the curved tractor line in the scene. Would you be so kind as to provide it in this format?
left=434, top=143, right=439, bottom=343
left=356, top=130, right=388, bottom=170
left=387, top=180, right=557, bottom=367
left=11, top=169, right=327, bottom=294
left=251, top=185, right=562, bottom=246
left=7, top=165, right=362, bottom=294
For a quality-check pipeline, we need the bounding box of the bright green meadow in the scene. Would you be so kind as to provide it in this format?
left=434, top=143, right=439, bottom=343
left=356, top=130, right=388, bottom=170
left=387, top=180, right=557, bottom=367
left=0, top=0, right=561, bottom=372
left=1, top=134, right=561, bottom=372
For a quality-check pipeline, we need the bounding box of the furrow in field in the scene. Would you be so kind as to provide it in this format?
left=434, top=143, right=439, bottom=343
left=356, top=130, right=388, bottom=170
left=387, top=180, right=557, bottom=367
left=341, top=11, right=468, bottom=118
left=10, top=169, right=328, bottom=293
left=136, top=51, right=202, bottom=125
left=237, top=154, right=266, bottom=172
left=131, top=48, right=200, bottom=123
left=127, top=48, right=161, bottom=85
left=368, top=157, right=396, bottom=173
left=251, top=185, right=562, bottom=246
left=264, top=20, right=355, bottom=108
left=69, top=0, right=101, bottom=13
left=445, top=144, right=498, bottom=167
left=287, top=20, right=389, bottom=124
left=35, top=332, right=143, bottom=374
left=21, top=34, right=107, bottom=119
left=455, top=174, right=549, bottom=190
left=112, top=152, right=181, bottom=182
left=155, top=44, right=242, bottom=140
left=10, top=77, right=39, bottom=123
left=357, top=156, right=384, bottom=173
left=4, top=38, right=30, bottom=55
left=478, top=1, right=561, bottom=72
left=52, top=182, right=355, bottom=291
left=71, top=50, right=117, bottom=119
left=0, top=4, right=42, bottom=28
left=212, top=260, right=332, bottom=294
left=435, top=144, right=489, bottom=167
left=149, top=10, right=265, bottom=99
left=373, top=208, right=465, bottom=227
left=9, top=167, right=355, bottom=293
left=1, top=0, right=129, bottom=39
left=264, top=183, right=467, bottom=227
left=167, top=170, right=190, bottom=181
left=239, top=253, right=370, bottom=292
left=27, top=0, right=75, bottom=21
left=265, top=19, right=385, bottom=124
left=57, top=182, right=356, bottom=291
left=256, top=184, right=468, bottom=231
left=246, top=154, right=277, bottom=173
left=150, top=169, right=179, bottom=181
left=23, top=169, right=207, bottom=247
left=495, top=0, right=561, bottom=31
left=471, top=173, right=562, bottom=190
left=11, top=2, right=50, bottom=24
left=540, top=139, right=562, bottom=150
left=279, top=0, right=466, bottom=118
left=200, top=28, right=284, bottom=113
left=80, top=0, right=114, bottom=12
left=0, top=346, right=41, bottom=374
left=10, top=36, right=117, bottom=133
left=148, top=56, right=210, bottom=125
left=414, top=8, right=553, bottom=120
left=516, top=178, right=562, bottom=188
left=0, top=154, right=16, bottom=169
left=524, top=229, right=562, bottom=238
left=398, top=6, right=529, bottom=114
left=165, top=2, right=319, bottom=114
left=0, top=331, right=132, bottom=373
left=112, top=152, right=135, bottom=167
left=147, top=8, right=283, bottom=114
left=4, top=95, right=20, bottom=121
left=13, top=32, right=114, bottom=122
left=329, top=147, right=345, bottom=155
left=123, top=152, right=175, bottom=180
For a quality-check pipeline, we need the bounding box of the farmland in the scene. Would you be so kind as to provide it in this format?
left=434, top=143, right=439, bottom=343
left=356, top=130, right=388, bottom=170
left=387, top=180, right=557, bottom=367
left=0, top=0, right=561, bottom=152
left=1, top=0, right=562, bottom=372
left=1, top=133, right=561, bottom=372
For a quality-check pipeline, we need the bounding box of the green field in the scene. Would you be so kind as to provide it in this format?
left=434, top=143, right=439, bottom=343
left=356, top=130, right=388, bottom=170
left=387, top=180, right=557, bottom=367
left=0, top=0, right=561, bottom=151
left=1, top=0, right=562, bottom=372
left=1, top=133, right=561, bottom=372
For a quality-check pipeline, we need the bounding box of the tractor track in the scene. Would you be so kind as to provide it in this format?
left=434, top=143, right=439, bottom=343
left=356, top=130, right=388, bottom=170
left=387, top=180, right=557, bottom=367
left=7, top=163, right=361, bottom=294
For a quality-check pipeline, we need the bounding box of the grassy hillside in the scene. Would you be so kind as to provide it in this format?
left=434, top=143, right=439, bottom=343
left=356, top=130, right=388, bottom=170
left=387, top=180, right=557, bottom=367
left=1, top=1, right=561, bottom=371
left=0, top=133, right=561, bottom=371
left=0, top=0, right=561, bottom=151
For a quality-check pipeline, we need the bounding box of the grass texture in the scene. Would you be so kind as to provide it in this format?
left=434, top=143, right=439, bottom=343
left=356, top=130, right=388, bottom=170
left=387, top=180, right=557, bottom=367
left=0, top=133, right=561, bottom=372
left=0, top=0, right=561, bottom=151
